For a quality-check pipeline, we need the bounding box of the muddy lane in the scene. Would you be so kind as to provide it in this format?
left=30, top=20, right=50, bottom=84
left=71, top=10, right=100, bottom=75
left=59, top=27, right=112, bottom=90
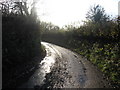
left=19, top=42, right=111, bottom=88
left=45, top=42, right=111, bottom=88
left=19, top=42, right=58, bottom=88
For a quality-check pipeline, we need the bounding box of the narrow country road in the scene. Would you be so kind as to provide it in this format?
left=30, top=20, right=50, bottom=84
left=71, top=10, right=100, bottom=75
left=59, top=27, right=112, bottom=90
left=19, top=42, right=111, bottom=88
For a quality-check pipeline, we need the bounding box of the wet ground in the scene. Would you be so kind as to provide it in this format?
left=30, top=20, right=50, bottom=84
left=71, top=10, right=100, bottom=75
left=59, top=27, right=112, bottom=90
left=19, top=42, right=112, bottom=88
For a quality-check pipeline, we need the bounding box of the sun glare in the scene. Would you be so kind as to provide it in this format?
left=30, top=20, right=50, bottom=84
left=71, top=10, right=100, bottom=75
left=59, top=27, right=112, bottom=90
left=34, top=0, right=119, bottom=28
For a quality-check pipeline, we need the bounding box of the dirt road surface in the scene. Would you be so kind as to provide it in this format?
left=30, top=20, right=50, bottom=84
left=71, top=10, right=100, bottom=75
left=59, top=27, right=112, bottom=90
left=19, top=42, right=111, bottom=88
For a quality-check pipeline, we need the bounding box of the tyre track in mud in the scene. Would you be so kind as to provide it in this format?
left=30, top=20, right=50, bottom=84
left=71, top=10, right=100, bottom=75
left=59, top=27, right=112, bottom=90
left=41, top=42, right=111, bottom=88
left=18, top=42, right=112, bottom=88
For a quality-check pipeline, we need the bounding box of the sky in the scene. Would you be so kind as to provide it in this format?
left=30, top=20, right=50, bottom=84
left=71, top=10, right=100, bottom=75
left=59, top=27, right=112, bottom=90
left=32, top=0, right=119, bottom=28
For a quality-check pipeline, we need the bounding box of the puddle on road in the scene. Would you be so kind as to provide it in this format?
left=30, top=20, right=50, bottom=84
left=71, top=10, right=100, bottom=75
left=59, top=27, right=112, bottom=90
left=19, top=42, right=56, bottom=88
left=40, top=57, right=55, bottom=73
left=40, top=42, right=57, bottom=73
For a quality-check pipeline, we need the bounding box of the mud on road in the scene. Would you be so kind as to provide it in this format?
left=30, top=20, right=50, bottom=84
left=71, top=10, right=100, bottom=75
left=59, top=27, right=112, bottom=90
left=41, top=42, right=112, bottom=88
left=18, top=42, right=112, bottom=88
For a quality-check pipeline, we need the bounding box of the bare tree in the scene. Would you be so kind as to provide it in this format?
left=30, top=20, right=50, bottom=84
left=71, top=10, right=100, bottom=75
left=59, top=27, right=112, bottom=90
left=0, top=0, right=31, bottom=16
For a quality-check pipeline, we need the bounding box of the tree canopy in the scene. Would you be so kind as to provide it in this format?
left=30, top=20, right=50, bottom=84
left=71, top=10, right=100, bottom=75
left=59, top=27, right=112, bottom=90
left=86, top=5, right=109, bottom=23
